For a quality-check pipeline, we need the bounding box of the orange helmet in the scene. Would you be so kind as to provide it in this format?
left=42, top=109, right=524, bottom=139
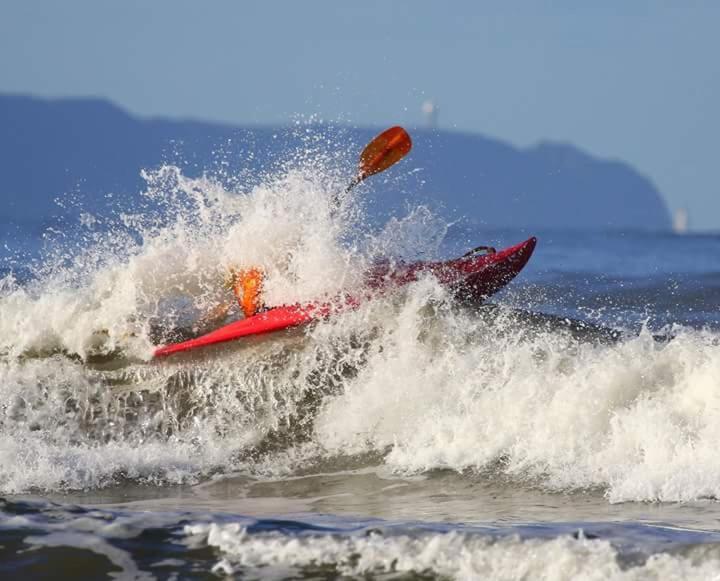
left=233, top=267, right=264, bottom=318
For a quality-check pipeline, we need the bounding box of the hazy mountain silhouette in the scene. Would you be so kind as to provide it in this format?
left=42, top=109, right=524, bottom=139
left=0, top=94, right=671, bottom=230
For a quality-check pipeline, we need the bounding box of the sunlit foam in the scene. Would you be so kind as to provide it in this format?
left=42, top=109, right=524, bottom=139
left=1, top=142, right=719, bottom=504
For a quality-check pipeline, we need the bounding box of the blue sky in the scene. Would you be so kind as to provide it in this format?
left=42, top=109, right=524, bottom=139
left=2, top=1, right=719, bottom=229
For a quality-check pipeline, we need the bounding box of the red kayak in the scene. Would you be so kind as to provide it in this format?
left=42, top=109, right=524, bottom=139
left=153, top=237, right=536, bottom=358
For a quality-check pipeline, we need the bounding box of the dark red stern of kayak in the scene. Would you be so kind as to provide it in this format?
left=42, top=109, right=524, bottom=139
left=452, top=236, right=536, bottom=300
left=365, top=236, right=536, bottom=300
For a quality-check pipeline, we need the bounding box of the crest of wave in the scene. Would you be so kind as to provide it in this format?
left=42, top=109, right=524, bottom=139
left=0, top=160, right=366, bottom=360
left=311, top=279, right=720, bottom=503
left=188, top=522, right=720, bottom=580
left=0, top=150, right=455, bottom=493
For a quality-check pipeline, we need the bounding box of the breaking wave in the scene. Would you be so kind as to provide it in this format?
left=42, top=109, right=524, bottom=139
left=1, top=145, right=720, bottom=505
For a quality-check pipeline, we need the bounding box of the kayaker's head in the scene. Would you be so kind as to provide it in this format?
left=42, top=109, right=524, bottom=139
left=230, top=267, right=264, bottom=318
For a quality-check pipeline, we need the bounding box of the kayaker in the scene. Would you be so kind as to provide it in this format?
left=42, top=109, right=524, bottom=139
left=193, top=266, right=265, bottom=330
left=216, top=126, right=412, bottom=321
left=226, top=266, right=265, bottom=318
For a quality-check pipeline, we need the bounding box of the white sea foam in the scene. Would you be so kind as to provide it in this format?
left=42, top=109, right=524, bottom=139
left=314, top=296, right=720, bottom=502
left=0, top=163, right=364, bottom=361
left=0, top=160, right=440, bottom=493
left=2, top=160, right=720, bottom=505
left=185, top=522, right=720, bottom=580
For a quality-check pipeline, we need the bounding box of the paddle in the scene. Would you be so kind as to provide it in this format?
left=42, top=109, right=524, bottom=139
left=334, top=126, right=412, bottom=207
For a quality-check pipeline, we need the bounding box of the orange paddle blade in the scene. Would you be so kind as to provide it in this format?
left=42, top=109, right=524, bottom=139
left=357, top=126, right=412, bottom=182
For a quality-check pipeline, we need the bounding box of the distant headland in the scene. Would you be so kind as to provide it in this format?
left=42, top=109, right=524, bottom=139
left=0, top=94, right=671, bottom=230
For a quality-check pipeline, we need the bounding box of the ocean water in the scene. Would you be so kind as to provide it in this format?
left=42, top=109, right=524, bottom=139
left=2, top=160, right=720, bottom=579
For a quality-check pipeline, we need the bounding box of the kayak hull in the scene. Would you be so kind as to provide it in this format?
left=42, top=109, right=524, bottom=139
left=153, top=305, right=318, bottom=358
left=153, top=237, right=536, bottom=358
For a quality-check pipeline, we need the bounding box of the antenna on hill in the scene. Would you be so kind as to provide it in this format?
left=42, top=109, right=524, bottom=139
left=673, top=208, right=689, bottom=234
left=421, top=99, right=438, bottom=129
